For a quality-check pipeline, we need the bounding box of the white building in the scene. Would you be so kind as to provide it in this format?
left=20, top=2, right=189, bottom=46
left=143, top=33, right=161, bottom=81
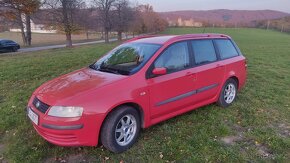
left=10, top=14, right=56, bottom=34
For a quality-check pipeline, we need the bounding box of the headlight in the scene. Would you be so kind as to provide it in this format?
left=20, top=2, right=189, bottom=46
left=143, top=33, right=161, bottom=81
left=48, top=106, right=83, bottom=118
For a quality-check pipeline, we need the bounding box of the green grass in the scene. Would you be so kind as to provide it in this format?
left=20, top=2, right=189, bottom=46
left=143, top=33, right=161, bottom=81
left=1, top=28, right=290, bottom=162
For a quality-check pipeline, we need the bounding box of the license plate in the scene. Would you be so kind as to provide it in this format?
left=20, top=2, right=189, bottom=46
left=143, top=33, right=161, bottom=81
left=28, top=107, right=39, bottom=125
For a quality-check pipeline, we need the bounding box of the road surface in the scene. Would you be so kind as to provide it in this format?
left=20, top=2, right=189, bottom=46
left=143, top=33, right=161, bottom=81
left=18, top=36, right=133, bottom=53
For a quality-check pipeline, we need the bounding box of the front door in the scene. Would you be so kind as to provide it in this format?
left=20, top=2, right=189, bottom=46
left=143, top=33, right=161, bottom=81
left=147, top=41, right=196, bottom=120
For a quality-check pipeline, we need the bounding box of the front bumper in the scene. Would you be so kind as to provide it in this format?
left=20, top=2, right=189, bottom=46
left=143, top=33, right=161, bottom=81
left=27, top=102, right=105, bottom=146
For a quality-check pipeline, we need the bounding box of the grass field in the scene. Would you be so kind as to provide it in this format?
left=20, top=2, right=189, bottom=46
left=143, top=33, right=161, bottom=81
left=0, top=32, right=115, bottom=47
left=0, top=28, right=290, bottom=162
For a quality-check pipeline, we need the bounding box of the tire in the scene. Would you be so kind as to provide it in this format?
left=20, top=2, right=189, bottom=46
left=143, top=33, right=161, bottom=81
left=13, top=46, right=18, bottom=52
left=11, top=47, right=17, bottom=52
left=217, top=78, right=238, bottom=108
left=101, top=106, right=141, bottom=153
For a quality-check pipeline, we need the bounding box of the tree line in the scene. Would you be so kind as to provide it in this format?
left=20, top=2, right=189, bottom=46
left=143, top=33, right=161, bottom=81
left=0, top=0, right=168, bottom=47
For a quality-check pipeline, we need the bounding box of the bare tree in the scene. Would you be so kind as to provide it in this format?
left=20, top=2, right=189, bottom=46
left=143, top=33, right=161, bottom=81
left=93, top=0, right=116, bottom=43
left=43, top=0, right=84, bottom=47
left=112, top=0, right=133, bottom=41
left=75, top=6, right=98, bottom=40
left=0, top=0, right=40, bottom=46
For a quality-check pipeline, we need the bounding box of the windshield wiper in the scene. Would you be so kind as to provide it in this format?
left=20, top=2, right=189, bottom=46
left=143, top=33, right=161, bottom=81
left=98, top=67, right=122, bottom=75
left=89, top=64, right=96, bottom=70
left=90, top=64, right=129, bottom=75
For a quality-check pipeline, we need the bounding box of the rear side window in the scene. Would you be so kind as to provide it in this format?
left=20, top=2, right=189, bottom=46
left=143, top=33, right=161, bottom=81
left=215, top=39, right=239, bottom=59
left=191, top=40, right=217, bottom=65
left=6, top=41, right=14, bottom=44
left=154, top=42, right=190, bottom=73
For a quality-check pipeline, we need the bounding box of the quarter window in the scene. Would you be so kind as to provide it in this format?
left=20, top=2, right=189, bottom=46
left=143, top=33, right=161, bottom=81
left=154, top=42, right=190, bottom=74
left=191, top=40, right=217, bottom=65
left=215, top=39, right=239, bottom=59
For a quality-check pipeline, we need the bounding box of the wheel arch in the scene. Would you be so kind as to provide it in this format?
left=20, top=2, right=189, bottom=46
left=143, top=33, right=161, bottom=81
left=98, top=102, right=145, bottom=145
left=229, top=76, right=239, bottom=89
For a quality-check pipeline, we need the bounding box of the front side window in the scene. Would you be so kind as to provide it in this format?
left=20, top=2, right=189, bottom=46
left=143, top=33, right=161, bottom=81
left=91, top=43, right=161, bottom=75
left=191, top=40, right=217, bottom=65
left=154, top=42, right=190, bottom=74
left=215, top=39, right=239, bottom=59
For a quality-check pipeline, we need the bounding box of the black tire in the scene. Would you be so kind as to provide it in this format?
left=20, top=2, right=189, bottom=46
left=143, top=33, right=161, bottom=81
left=11, top=47, right=17, bottom=52
left=101, top=106, right=141, bottom=153
left=217, top=78, right=238, bottom=108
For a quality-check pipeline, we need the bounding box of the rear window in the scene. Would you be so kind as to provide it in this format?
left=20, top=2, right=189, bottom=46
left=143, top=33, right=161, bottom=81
left=191, top=40, right=217, bottom=65
left=215, top=39, right=239, bottom=59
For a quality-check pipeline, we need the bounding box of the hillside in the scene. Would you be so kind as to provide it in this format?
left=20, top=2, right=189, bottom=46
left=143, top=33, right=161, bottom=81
left=159, top=9, right=290, bottom=26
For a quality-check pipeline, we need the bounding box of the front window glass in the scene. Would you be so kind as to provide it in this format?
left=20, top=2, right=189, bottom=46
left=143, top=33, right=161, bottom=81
left=91, top=43, right=161, bottom=75
left=154, top=42, right=190, bottom=74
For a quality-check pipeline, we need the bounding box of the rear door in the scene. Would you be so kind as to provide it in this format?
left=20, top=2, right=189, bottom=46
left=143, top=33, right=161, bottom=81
left=147, top=41, right=197, bottom=119
left=190, top=39, right=225, bottom=103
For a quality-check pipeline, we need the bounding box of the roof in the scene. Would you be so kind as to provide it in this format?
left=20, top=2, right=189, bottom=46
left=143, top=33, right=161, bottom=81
left=128, top=33, right=231, bottom=44
left=130, top=35, right=176, bottom=44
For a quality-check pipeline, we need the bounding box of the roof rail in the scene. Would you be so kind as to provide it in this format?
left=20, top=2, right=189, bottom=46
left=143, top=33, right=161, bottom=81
left=167, top=33, right=230, bottom=42
left=125, top=34, right=164, bottom=43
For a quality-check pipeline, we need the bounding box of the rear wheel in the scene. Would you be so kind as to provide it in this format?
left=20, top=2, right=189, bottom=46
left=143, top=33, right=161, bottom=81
left=101, top=106, right=140, bottom=153
left=11, top=47, right=18, bottom=52
left=217, top=78, right=238, bottom=107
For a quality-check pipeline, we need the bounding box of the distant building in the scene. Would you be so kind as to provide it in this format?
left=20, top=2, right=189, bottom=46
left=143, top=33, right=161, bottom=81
left=169, top=17, right=203, bottom=27
left=167, top=18, right=177, bottom=26
left=9, top=14, right=56, bottom=34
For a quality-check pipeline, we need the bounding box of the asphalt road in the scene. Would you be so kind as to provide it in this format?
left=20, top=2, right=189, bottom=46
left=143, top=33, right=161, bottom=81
left=18, top=37, right=132, bottom=53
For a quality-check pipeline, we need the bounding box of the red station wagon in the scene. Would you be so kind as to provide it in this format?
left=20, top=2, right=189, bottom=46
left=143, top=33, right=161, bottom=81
left=27, top=34, right=247, bottom=153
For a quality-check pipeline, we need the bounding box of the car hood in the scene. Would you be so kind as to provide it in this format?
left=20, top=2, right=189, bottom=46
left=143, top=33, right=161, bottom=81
left=34, top=68, right=127, bottom=105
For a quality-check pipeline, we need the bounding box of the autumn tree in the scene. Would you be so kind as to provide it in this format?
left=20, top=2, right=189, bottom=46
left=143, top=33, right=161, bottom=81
left=130, top=4, right=168, bottom=34
left=0, top=0, right=40, bottom=46
left=43, top=0, right=84, bottom=47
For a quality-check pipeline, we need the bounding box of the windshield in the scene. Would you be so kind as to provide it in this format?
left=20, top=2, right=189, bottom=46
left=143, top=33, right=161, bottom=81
left=90, top=43, right=161, bottom=75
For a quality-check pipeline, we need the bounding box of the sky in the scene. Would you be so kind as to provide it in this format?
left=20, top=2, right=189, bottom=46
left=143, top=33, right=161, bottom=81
left=136, top=0, right=290, bottom=13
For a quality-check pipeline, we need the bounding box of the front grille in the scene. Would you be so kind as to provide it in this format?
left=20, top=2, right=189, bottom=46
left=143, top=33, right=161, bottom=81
left=33, top=97, right=50, bottom=114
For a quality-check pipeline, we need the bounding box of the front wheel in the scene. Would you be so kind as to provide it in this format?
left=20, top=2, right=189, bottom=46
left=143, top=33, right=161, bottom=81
left=100, top=106, right=140, bottom=153
left=217, top=78, right=238, bottom=107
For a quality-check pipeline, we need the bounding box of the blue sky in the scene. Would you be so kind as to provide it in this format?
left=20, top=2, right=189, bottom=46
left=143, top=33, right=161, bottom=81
left=136, top=0, right=290, bottom=13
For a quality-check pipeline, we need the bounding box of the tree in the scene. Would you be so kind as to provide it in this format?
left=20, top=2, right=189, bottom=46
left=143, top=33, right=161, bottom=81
left=75, top=6, right=99, bottom=40
left=43, top=0, right=84, bottom=47
left=0, top=0, right=40, bottom=46
left=112, top=0, right=133, bottom=41
left=93, top=0, right=116, bottom=43
left=129, top=4, right=168, bottom=34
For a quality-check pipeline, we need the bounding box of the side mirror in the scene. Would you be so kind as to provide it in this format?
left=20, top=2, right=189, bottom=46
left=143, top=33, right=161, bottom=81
left=152, top=67, right=167, bottom=75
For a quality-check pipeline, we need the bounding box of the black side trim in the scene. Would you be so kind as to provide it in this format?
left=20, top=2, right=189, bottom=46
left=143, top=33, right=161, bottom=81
left=42, top=124, right=83, bottom=130
left=156, top=90, right=197, bottom=106
left=197, top=83, right=219, bottom=93
left=155, top=83, right=219, bottom=107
